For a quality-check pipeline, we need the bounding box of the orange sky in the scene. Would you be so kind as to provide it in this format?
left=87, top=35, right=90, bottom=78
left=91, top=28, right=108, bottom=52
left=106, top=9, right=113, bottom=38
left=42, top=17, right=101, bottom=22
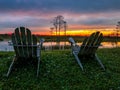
left=0, top=26, right=118, bottom=37
left=29, top=24, right=118, bottom=36
left=55, top=30, right=117, bottom=36
left=33, top=29, right=118, bottom=37
left=0, top=0, right=120, bottom=37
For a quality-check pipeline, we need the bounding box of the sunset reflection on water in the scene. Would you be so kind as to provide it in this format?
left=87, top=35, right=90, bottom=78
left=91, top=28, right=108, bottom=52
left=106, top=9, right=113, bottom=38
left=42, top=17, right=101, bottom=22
left=43, top=41, right=120, bottom=48
left=0, top=41, right=120, bottom=51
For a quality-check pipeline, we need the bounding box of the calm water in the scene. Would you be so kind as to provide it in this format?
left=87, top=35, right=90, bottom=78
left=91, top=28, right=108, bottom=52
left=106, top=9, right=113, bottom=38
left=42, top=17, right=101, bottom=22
left=0, top=41, right=120, bottom=51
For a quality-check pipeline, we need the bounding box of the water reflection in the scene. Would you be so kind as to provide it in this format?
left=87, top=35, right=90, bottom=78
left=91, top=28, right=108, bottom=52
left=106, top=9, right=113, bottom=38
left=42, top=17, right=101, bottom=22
left=0, top=41, right=120, bottom=51
left=43, top=42, right=70, bottom=46
left=43, top=41, right=120, bottom=48
left=101, top=42, right=119, bottom=48
left=0, top=41, right=14, bottom=51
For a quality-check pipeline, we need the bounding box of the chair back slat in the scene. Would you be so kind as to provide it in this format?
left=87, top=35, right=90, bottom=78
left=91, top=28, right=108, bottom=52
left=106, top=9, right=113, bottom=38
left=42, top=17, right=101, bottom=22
left=80, top=33, right=95, bottom=55
left=11, top=34, right=19, bottom=56
left=27, top=29, right=32, bottom=57
left=84, top=33, right=96, bottom=55
left=15, top=28, right=24, bottom=57
left=20, top=27, right=28, bottom=57
left=87, top=32, right=100, bottom=55
left=92, top=33, right=103, bottom=54
left=85, top=33, right=95, bottom=46
left=79, top=37, right=88, bottom=55
left=90, top=32, right=100, bottom=46
left=94, top=33, right=103, bottom=46
left=32, top=35, right=37, bottom=57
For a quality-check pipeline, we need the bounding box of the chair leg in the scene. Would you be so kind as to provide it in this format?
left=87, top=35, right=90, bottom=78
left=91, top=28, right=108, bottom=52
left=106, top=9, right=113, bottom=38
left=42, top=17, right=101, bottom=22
left=73, top=52, right=84, bottom=71
left=95, top=54, right=105, bottom=70
left=6, top=56, right=16, bottom=77
left=37, top=56, right=40, bottom=77
left=37, top=46, right=41, bottom=77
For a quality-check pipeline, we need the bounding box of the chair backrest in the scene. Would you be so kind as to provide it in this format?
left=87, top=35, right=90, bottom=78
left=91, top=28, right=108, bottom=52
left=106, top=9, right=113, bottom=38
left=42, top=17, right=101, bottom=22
left=12, top=27, right=38, bottom=58
left=78, top=31, right=103, bottom=56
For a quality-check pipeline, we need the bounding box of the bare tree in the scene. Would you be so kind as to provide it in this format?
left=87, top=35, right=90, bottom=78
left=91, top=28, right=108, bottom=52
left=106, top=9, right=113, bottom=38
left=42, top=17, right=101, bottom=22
left=51, top=15, right=67, bottom=41
left=116, top=21, right=120, bottom=42
left=50, top=27, right=54, bottom=36
left=51, top=15, right=67, bottom=50
left=63, top=21, right=67, bottom=37
left=52, top=17, right=58, bottom=36
left=50, top=27, right=54, bottom=50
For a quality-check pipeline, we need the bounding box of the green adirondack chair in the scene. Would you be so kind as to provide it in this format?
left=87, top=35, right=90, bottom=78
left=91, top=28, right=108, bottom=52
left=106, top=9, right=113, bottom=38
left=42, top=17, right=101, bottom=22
left=69, top=31, right=105, bottom=70
left=6, top=27, right=45, bottom=77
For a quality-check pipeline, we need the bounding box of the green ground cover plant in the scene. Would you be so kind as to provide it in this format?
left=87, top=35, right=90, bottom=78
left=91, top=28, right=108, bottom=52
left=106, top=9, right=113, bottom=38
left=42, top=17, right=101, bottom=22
left=0, top=48, right=120, bottom=90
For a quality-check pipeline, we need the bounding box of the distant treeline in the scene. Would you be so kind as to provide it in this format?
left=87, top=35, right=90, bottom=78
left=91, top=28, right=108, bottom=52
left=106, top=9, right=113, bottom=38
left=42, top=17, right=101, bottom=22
left=0, top=34, right=11, bottom=41
left=37, top=35, right=120, bottom=42
left=0, top=34, right=120, bottom=42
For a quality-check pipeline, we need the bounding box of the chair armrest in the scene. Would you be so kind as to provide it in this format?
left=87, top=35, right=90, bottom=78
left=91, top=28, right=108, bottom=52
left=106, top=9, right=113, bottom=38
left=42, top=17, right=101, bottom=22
left=69, top=37, right=76, bottom=46
left=39, top=38, right=45, bottom=47
left=8, top=41, right=13, bottom=46
left=40, top=38, right=45, bottom=43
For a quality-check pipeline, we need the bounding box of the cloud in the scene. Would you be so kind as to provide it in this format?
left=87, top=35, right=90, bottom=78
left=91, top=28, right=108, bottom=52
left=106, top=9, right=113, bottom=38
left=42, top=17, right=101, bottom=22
left=0, top=11, right=119, bottom=33
left=0, top=0, right=120, bottom=13
left=0, top=0, right=120, bottom=34
left=0, top=14, right=51, bottom=28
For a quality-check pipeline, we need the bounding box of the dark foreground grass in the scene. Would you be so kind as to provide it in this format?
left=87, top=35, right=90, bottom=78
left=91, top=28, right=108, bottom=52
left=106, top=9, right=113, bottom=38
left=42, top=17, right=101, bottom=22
left=0, top=48, right=120, bottom=90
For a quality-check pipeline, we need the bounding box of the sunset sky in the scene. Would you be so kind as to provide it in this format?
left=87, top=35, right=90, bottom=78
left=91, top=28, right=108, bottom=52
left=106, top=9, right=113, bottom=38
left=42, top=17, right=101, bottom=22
left=0, top=0, right=120, bottom=36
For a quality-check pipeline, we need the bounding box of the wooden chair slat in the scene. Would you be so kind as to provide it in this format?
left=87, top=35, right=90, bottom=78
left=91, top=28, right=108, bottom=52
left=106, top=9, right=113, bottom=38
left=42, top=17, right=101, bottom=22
left=94, top=33, right=103, bottom=46
left=87, top=32, right=100, bottom=55
left=92, top=33, right=103, bottom=54
left=15, top=28, right=23, bottom=57
left=80, top=33, right=95, bottom=55
left=20, top=27, right=28, bottom=57
left=27, top=28, right=32, bottom=57
left=20, top=27, right=26, bottom=45
left=32, top=35, right=37, bottom=57
left=80, top=37, right=88, bottom=53
left=91, top=32, right=100, bottom=46
left=85, top=33, right=95, bottom=46
left=11, top=34, right=19, bottom=56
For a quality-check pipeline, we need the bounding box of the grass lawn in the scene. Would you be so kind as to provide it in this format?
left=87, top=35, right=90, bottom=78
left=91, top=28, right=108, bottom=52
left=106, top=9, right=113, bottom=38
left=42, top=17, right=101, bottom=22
left=0, top=48, right=120, bottom=90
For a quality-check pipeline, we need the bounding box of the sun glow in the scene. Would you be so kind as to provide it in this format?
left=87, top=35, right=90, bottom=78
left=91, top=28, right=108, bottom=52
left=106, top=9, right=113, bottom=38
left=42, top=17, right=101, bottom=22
left=50, top=29, right=117, bottom=36
left=0, top=27, right=117, bottom=37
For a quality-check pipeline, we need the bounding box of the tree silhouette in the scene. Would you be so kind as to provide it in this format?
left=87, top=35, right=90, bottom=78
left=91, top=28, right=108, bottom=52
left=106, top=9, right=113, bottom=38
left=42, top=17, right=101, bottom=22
left=116, top=21, right=120, bottom=42
left=51, top=15, right=67, bottom=42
